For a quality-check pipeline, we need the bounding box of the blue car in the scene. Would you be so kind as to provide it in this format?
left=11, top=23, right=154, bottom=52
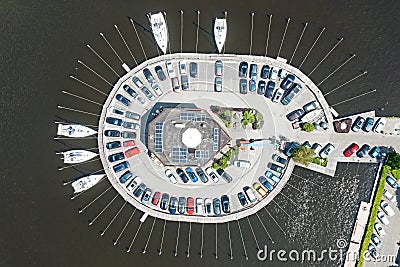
left=285, top=142, right=299, bottom=157
left=123, top=85, right=138, bottom=98
left=169, top=197, right=178, bottom=214
left=280, top=74, right=295, bottom=90
left=386, top=176, right=399, bottom=189
left=281, top=83, right=302, bottom=105
left=185, top=167, right=198, bottom=182
left=249, top=64, right=258, bottom=79
left=363, top=117, right=375, bottom=132
left=265, top=81, right=275, bottom=98
left=106, top=117, right=123, bottom=126
left=259, top=176, right=274, bottom=191
left=213, top=198, right=221, bottom=215
left=104, top=130, right=120, bottom=137
left=108, top=152, right=125, bottom=163
left=237, top=192, right=248, bottom=206
left=116, top=94, right=131, bottom=106
left=369, top=146, right=381, bottom=158
left=113, top=161, right=130, bottom=173
left=264, top=171, right=281, bottom=184
left=249, top=79, right=256, bottom=92
left=106, top=141, right=121, bottom=149
left=119, top=171, right=132, bottom=184
left=257, top=80, right=266, bottom=95
left=239, top=61, right=248, bottom=77
left=260, top=65, right=270, bottom=79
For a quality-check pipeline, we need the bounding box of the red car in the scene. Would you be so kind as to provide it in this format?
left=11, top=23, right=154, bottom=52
left=344, top=143, right=359, bottom=157
left=125, top=147, right=140, bottom=158
left=187, top=197, right=194, bottom=215
left=152, top=191, right=161, bottom=206
left=123, top=140, right=135, bottom=147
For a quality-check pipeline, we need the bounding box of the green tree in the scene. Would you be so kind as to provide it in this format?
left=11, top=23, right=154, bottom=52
left=386, top=152, right=400, bottom=169
left=302, top=122, right=315, bottom=132
left=292, top=145, right=316, bottom=166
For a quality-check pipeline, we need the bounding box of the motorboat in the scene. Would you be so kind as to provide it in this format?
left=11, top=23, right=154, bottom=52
left=60, top=150, right=98, bottom=164
left=57, top=124, right=97, bottom=138
left=71, top=174, right=105, bottom=193
left=148, top=12, right=168, bottom=54
left=300, top=109, right=323, bottom=123
left=214, top=18, right=227, bottom=53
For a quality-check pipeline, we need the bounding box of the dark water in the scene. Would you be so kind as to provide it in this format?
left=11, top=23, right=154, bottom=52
left=1, top=0, right=399, bottom=266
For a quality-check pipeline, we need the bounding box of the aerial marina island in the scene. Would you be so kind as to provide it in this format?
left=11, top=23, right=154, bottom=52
left=55, top=10, right=400, bottom=265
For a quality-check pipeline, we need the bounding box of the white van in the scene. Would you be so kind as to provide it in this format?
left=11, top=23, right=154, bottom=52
left=233, top=160, right=251, bottom=168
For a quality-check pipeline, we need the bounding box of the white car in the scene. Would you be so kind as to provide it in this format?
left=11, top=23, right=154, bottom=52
left=165, top=60, right=177, bottom=78
left=303, top=101, right=320, bottom=112
left=374, top=223, right=386, bottom=237
left=380, top=201, right=395, bottom=217
left=126, top=176, right=141, bottom=192
left=312, top=143, right=323, bottom=155
left=377, top=210, right=390, bottom=225
left=196, top=198, right=203, bottom=214
left=383, top=189, right=396, bottom=202
left=269, top=67, right=278, bottom=81
left=205, top=167, right=219, bottom=183
left=151, top=83, right=163, bottom=96
left=278, top=69, right=287, bottom=79
left=373, top=118, right=386, bottom=133
left=165, top=169, right=177, bottom=184
left=244, top=186, right=257, bottom=203
left=179, top=61, right=187, bottom=75
left=132, top=76, right=144, bottom=88
left=233, top=160, right=251, bottom=168
left=272, top=88, right=285, bottom=103
left=320, top=143, right=335, bottom=159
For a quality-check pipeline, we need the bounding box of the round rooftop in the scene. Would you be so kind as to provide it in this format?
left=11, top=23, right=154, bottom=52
left=182, top=128, right=202, bottom=148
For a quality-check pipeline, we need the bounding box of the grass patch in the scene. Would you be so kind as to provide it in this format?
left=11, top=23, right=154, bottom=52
left=356, top=164, right=390, bottom=267
left=392, top=168, right=400, bottom=180
left=311, top=157, right=328, bottom=167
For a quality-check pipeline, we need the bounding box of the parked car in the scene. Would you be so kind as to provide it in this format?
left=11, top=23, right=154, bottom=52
left=287, top=109, right=304, bottom=121
left=368, top=244, right=379, bottom=260
left=122, top=131, right=136, bottom=139
left=363, top=117, right=374, bottom=132
left=133, top=183, right=146, bottom=197
left=383, top=189, right=396, bottom=202
left=143, top=68, right=155, bottom=83
left=189, top=62, right=198, bottom=78
left=151, top=83, right=163, bottom=96
left=233, top=160, right=251, bottom=168
left=221, top=195, right=230, bottom=213
left=272, top=154, right=287, bottom=165
left=278, top=69, right=287, bottom=79
left=312, top=143, right=323, bottom=155
left=181, top=75, right=189, bottom=90
left=303, top=101, right=319, bottom=112
left=195, top=168, right=209, bottom=183
left=106, top=117, right=123, bottom=126
left=257, top=80, right=266, bottom=95
left=171, top=77, right=180, bottom=92
left=123, top=140, right=135, bottom=147
left=259, top=176, right=274, bottom=191
left=270, top=163, right=284, bottom=173
left=204, top=198, right=213, bottom=215
left=178, top=197, right=186, bottom=214
left=373, top=118, right=386, bottom=133
left=113, top=161, right=130, bottom=173
left=265, top=81, right=275, bottom=98
left=253, top=182, right=267, bottom=197
left=264, top=170, right=281, bottom=184
left=126, top=176, right=140, bottom=192
left=119, top=171, right=132, bottom=184
left=111, top=107, right=124, bottom=116
left=165, top=60, right=177, bottom=78
left=244, top=186, right=257, bottom=203
left=272, top=88, right=285, bottom=103
left=215, top=60, right=223, bottom=76
left=285, top=142, right=299, bottom=157
left=303, top=141, right=312, bottom=148
left=351, top=117, right=365, bottom=132
left=356, top=144, right=370, bottom=158
left=380, top=201, right=395, bottom=216
left=239, top=61, right=248, bottom=77
left=176, top=168, right=189, bottom=183
left=104, top=130, right=120, bottom=137
left=237, top=192, right=248, bottom=206
left=320, top=143, right=335, bottom=159
left=216, top=168, right=233, bottom=183
left=116, top=94, right=131, bottom=106
left=141, top=188, right=152, bottom=204
left=169, top=197, right=178, bottom=214
left=155, top=65, right=166, bottom=81
left=108, top=152, right=125, bottom=162
left=281, top=84, right=302, bottom=105
left=196, top=198, right=203, bottom=214
left=214, top=77, right=222, bottom=92
left=260, top=65, right=270, bottom=79
left=213, top=198, right=221, bottom=215
left=179, top=60, right=187, bottom=75
left=125, top=147, right=140, bottom=158
left=152, top=191, right=161, bottom=206
left=371, top=234, right=382, bottom=248
left=239, top=78, right=248, bottom=94
left=280, top=74, right=295, bottom=90
left=142, top=86, right=155, bottom=101
left=377, top=210, right=390, bottom=225
left=249, top=64, right=257, bottom=79
left=385, top=175, right=398, bottom=189
left=269, top=67, right=278, bottom=81
left=369, top=146, right=381, bottom=158
left=374, top=223, right=386, bottom=236
left=160, top=193, right=169, bottom=210
left=185, top=167, right=199, bottom=182
left=165, top=169, right=178, bottom=184
left=106, top=141, right=121, bottom=149
left=249, top=79, right=256, bottom=92
left=125, top=111, right=140, bottom=121
left=123, top=85, right=138, bottom=98
left=343, top=143, right=359, bottom=157
left=123, top=121, right=140, bottom=130
left=132, top=76, right=144, bottom=88
left=187, top=197, right=195, bottom=215
left=205, top=167, right=219, bottom=183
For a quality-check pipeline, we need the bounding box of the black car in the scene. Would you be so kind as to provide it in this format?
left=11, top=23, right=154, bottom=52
left=143, top=68, right=155, bottom=83
left=176, top=168, right=189, bottom=183
left=363, top=117, right=374, bottom=132
left=264, top=81, right=275, bottom=98
left=106, top=117, right=123, bottom=126
left=272, top=154, right=288, bottom=165
left=106, top=141, right=121, bottom=149
left=216, top=168, right=233, bottom=183
left=237, top=192, right=248, bottom=206
left=181, top=75, right=189, bottom=90
left=239, top=61, right=248, bottom=77
left=155, top=65, right=166, bottom=81
left=221, top=195, right=230, bottom=213
left=160, top=193, right=169, bottom=210
left=108, top=152, right=125, bottom=162
left=260, top=65, right=270, bottom=79
left=356, top=144, right=371, bottom=158
left=281, top=83, right=302, bottom=105
left=195, top=168, right=209, bottom=183
left=123, top=85, right=138, bottom=98
left=189, top=62, right=198, bottom=78
left=239, top=78, right=247, bottom=94
left=116, top=94, right=131, bottom=106
left=133, top=183, right=146, bottom=197
left=270, top=163, right=284, bottom=173
left=104, top=130, right=120, bottom=137
left=257, top=80, right=266, bottom=95
left=280, top=74, right=295, bottom=90
left=284, top=142, right=299, bottom=157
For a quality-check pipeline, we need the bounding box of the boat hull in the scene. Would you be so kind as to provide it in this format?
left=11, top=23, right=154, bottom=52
left=62, top=150, right=98, bottom=164
left=214, top=18, right=227, bottom=53
left=57, top=124, right=97, bottom=138
left=149, top=12, right=168, bottom=54
left=72, top=174, right=105, bottom=193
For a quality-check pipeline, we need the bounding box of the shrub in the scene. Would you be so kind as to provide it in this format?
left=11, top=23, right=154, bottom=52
left=292, top=145, right=316, bottom=166
left=302, top=122, right=315, bottom=132
left=386, top=152, right=400, bottom=169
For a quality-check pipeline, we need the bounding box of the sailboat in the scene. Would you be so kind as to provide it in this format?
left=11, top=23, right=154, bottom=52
left=57, top=124, right=97, bottom=138
left=148, top=12, right=169, bottom=54
left=60, top=150, right=98, bottom=164
left=214, top=18, right=227, bottom=53
left=71, top=174, right=105, bottom=193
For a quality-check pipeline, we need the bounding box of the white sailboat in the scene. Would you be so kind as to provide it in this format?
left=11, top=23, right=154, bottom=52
left=57, top=124, right=97, bottom=138
left=214, top=18, right=227, bottom=53
left=60, top=150, right=98, bottom=164
left=71, top=174, right=105, bottom=193
left=148, top=12, right=169, bottom=54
